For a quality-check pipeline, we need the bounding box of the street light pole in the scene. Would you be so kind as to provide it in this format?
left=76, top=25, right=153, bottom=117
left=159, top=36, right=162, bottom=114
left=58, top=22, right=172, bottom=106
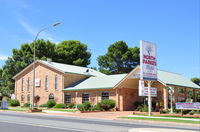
left=32, top=22, right=60, bottom=109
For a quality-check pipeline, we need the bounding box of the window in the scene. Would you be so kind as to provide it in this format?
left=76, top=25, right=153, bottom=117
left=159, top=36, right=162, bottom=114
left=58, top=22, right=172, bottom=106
left=21, top=95, right=24, bottom=102
left=65, top=93, right=71, bottom=104
left=49, top=93, right=54, bottom=100
left=101, top=91, right=109, bottom=100
left=21, top=78, right=24, bottom=92
left=55, top=75, right=58, bottom=90
left=178, top=88, right=184, bottom=93
left=27, top=94, right=30, bottom=102
left=82, top=93, right=89, bottom=103
left=45, top=75, right=48, bottom=91
left=27, top=78, right=30, bottom=92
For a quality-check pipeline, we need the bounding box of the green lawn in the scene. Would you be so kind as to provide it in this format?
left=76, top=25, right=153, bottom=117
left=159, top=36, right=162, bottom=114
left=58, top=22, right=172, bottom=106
left=44, top=108, right=76, bottom=112
left=0, top=107, right=76, bottom=112
left=119, top=116, right=200, bottom=124
left=134, top=114, right=200, bottom=119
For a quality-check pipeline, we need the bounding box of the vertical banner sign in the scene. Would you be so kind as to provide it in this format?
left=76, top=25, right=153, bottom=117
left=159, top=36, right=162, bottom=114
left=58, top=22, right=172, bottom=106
left=140, top=40, right=157, bottom=81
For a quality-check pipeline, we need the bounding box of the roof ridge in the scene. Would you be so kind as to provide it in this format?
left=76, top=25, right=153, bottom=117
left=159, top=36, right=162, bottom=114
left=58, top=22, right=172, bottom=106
left=158, top=69, right=182, bottom=75
left=39, top=60, right=91, bottom=69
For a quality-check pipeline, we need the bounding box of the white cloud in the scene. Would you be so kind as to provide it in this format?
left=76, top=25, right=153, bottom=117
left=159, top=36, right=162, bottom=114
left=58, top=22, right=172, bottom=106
left=18, top=19, right=58, bottom=43
left=0, top=55, right=8, bottom=60
left=18, top=19, right=36, bottom=36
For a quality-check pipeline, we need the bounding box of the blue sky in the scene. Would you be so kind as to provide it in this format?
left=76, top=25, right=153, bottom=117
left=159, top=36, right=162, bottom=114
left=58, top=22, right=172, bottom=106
left=0, top=0, right=199, bottom=79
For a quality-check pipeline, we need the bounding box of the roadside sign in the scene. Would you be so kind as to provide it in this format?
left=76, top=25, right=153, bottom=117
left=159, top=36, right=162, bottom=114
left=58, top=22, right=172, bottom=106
left=140, top=40, right=157, bottom=81
left=1, top=100, right=8, bottom=109
left=139, top=80, right=157, bottom=97
left=176, top=102, right=200, bottom=110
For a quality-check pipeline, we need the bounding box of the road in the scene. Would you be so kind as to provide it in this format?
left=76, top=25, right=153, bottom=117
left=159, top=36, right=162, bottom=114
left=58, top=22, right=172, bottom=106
left=0, top=111, right=199, bottom=132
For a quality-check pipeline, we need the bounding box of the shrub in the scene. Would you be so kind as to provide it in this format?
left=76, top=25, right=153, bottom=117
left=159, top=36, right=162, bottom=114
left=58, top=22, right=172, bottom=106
left=23, top=103, right=31, bottom=107
left=39, top=104, right=48, bottom=107
left=54, top=103, right=66, bottom=108
left=82, top=101, right=91, bottom=111
left=136, top=104, right=148, bottom=112
left=189, top=110, right=195, bottom=115
left=77, top=104, right=84, bottom=111
left=69, top=103, right=75, bottom=109
left=100, top=99, right=115, bottom=110
left=47, top=100, right=56, bottom=108
left=134, top=101, right=142, bottom=110
left=9, top=99, right=20, bottom=106
left=91, top=103, right=102, bottom=111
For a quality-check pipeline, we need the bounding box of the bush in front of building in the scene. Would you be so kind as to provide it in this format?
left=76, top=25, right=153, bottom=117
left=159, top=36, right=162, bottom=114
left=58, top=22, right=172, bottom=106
left=82, top=101, right=91, bottom=111
left=9, top=99, right=20, bottom=106
left=39, top=104, right=48, bottom=107
left=100, top=99, right=115, bottom=111
left=54, top=103, right=66, bottom=108
left=136, top=104, right=148, bottom=112
left=22, top=103, right=31, bottom=107
left=68, top=103, right=75, bottom=109
left=91, top=103, right=102, bottom=111
left=77, top=104, right=84, bottom=111
left=47, top=100, right=56, bottom=108
left=77, top=102, right=92, bottom=111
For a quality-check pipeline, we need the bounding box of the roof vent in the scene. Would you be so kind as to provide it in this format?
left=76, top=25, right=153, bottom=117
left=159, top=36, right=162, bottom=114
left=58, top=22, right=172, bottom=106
left=47, top=58, right=52, bottom=63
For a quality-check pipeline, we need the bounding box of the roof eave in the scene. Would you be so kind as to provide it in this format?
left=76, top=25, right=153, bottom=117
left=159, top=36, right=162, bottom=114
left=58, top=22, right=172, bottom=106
left=12, top=60, right=65, bottom=79
left=63, top=87, right=114, bottom=91
left=165, top=83, right=200, bottom=89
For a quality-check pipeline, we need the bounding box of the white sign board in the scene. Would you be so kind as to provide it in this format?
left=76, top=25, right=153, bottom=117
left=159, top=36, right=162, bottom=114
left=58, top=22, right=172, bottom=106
left=139, top=80, right=157, bottom=97
left=140, top=40, right=157, bottom=81
left=35, top=78, right=40, bottom=87
left=176, top=102, right=200, bottom=110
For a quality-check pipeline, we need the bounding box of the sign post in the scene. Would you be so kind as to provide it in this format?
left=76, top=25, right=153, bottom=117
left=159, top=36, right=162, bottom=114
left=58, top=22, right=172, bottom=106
left=140, top=40, right=157, bottom=116
left=167, top=86, right=174, bottom=114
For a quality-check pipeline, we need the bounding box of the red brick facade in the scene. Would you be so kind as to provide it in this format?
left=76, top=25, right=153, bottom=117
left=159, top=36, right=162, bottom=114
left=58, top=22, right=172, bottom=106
left=14, top=61, right=197, bottom=111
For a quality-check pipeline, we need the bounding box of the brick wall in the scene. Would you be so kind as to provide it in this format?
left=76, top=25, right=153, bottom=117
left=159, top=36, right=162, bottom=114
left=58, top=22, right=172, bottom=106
left=15, top=62, right=87, bottom=106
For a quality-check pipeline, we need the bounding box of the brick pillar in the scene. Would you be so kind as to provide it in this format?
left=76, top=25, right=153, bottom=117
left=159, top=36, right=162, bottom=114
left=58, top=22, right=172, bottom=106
left=116, top=89, right=119, bottom=110
left=173, top=87, right=178, bottom=103
left=163, top=87, right=168, bottom=110
left=185, top=88, right=188, bottom=100
left=193, top=89, right=196, bottom=102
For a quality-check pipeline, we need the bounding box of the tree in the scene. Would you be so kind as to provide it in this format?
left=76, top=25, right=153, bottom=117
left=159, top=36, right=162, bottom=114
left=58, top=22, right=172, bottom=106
left=55, top=40, right=91, bottom=66
left=191, top=77, right=200, bottom=86
left=1, top=39, right=91, bottom=93
left=97, top=41, right=140, bottom=74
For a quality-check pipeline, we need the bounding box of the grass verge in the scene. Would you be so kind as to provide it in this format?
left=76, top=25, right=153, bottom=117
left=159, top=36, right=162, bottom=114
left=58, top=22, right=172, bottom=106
left=45, top=109, right=76, bottom=112
left=119, top=117, right=200, bottom=124
left=134, top=114, right=200, bottom=119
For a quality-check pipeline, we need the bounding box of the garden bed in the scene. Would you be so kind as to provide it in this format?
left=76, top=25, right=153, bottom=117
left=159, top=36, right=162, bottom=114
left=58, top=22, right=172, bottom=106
left=26, top=109, right=42, bottom=113
left=132, top=111, right=200, bottom=118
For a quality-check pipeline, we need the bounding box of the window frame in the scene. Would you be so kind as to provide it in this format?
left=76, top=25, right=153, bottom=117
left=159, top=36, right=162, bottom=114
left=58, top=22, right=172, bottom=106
left=101, top=91, right=109, bottom=100
left=55, top=75, right=58, bottom=90
left=65, top=93, right=71, bottom=104
left=21, top=95, right=24, bottom=102
left=27, top=94, right=30, bottom=102
left=82, top=93, right=89, bottom=103
left=45, top=75, right=48, bottom=91
left=21, top=78, right=24, bottom=92
left=27, top=77, right=30, bottom=92
left=49, top=93, right=54, bottom=100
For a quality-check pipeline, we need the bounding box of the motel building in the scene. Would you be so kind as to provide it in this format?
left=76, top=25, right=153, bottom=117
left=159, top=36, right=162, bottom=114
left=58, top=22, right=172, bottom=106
left=13, top=60, right=200, bottom=111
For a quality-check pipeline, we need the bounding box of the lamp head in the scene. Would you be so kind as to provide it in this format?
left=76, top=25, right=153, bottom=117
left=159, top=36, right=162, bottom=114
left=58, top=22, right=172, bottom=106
left=53, top=22, right=61, bottom=26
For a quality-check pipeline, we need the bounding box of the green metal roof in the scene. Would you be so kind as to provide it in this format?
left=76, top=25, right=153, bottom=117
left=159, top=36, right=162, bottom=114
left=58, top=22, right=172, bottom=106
left=158, top=70, right=200, bottom=89
left=64, top=67, right=200, bottom=91
left=64, top=74, right=127, bottom=91
left=39, top=60, right=106, bottom=77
